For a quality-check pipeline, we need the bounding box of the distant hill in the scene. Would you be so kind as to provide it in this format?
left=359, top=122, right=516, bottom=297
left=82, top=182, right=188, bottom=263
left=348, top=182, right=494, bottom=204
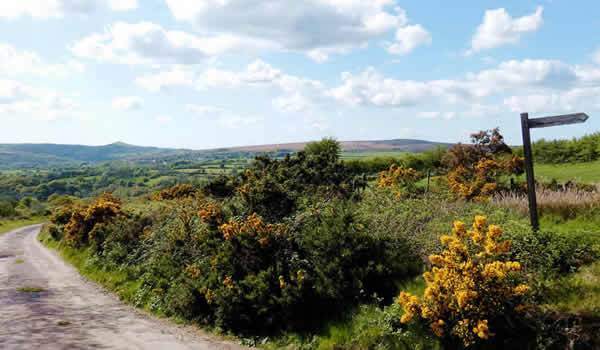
left=0, top=139, right=451, bottom=170
left=0, top=142, right=186, bottom=169
left=230, top=139, right=451, bottom=153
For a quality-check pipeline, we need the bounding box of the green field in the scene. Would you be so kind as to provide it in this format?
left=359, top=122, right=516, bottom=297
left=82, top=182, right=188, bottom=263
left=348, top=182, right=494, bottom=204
left=531, top=160, right=600, bottom=184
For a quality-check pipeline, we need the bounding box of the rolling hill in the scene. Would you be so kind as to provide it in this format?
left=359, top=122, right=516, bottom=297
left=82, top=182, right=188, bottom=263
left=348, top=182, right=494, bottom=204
left=0, top=139, right=450, bottom=169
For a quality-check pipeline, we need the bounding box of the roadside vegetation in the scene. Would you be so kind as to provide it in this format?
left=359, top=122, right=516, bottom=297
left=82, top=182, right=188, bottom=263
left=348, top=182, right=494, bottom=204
left=36, top=130, right=600, bottom=349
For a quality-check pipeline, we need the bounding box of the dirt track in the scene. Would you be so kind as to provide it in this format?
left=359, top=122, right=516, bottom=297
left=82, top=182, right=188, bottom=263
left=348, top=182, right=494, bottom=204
left=0, top=224, right=249, bottom=350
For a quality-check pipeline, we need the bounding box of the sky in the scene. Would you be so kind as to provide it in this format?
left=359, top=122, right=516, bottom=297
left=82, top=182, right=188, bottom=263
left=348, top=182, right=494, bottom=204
left=0, top=0, right=599, bottom=150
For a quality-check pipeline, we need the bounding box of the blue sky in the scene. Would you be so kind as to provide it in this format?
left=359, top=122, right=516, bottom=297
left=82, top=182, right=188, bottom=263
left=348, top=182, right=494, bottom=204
left=0, top=0, right=599, bottom=149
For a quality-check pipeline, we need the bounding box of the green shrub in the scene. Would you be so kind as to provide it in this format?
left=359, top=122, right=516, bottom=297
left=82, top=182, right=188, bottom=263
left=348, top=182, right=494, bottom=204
left=128, top=199, right=421, bottom=332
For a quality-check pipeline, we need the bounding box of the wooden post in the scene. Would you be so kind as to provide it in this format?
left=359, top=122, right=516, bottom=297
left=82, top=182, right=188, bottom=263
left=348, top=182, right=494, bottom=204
left=426, top=169, right=431, bottom=193
left=520, top=113, right=539, bottom=231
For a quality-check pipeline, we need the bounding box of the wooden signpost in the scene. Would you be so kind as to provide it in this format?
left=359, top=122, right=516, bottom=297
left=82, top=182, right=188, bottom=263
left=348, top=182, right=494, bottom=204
left=520, top=112, right=590, bottom=231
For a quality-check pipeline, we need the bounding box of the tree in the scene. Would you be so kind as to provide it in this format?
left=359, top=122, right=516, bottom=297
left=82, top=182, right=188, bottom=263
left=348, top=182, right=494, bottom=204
left=443, top=128, right=524, bottom=201
left=303, top=138, right=342, bottom=162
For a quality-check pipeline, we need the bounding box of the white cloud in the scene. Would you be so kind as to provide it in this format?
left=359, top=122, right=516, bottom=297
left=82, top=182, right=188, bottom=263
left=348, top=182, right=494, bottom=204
left=471, top=7, right=543, bottom=52
left=108, top=0, right=136, bottom=11
left=112, top=96, right=143, bottom=111
left=0, top=79, right=88, bottom=120
left=163, top=0, right=414, bottom=59
left=186, top=103, right=262, bottom=128
left=218, top=115, right=263, bottom=129
left=470, top=59, right=577, bottom=89
left=196, top=68, right=242, bottom=89
left=418, top=111, right=456, bottom=120
left=136, top=68, right=195, bottom=92
left=324, top=58, right=591, bottom=113
left=273, top=93, right=310, bottom=113
left=0, top=0, right=136, bottom=19
left=0, top=43, right=84, bottom=77
left=71, top=21, right=278, bottom=65
left=185, top=104, right=225, bottom=115
left=593, top=49, right=600, bottom=65
left=328, top=67, right=431, bottom=106
left=387, top=24, right=432, bottom=55
left=504, top=87, right=600, bottom=114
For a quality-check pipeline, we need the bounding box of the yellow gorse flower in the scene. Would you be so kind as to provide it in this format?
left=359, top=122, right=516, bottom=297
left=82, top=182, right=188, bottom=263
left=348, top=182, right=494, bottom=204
left=218, top=213, right=287, bottom=245
left=396, top=216, right=529, bottom=346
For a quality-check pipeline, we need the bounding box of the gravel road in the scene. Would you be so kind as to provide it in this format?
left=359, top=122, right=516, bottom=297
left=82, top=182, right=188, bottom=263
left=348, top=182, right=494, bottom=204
left=0, top=224, right=250, bottom=350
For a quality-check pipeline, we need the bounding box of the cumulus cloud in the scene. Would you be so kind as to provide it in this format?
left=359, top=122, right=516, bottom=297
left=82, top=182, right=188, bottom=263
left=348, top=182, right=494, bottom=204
left=470, top=7, right=543, bottom=52
left=593, top=49, right=600, bottom=65
left=387, top=24, right=432, bottom=55
left=0, top=43, right=84, bottom=77
left=504, top=87, right=600, bottom=114
left=108, top=0, right=136, bottom=11
left=0, top=79, right=88, bottom=120
left=186, top=103, right=262, bottom=128
left=325, top=58, right=592, bottom=112
left=71, top=21, right=274, bottom=65
left=470, top=59, right=578, bottom=88
left=136, top=67, right=195, bottom=92
left=140, top=57, right=600, bottom=122
left=112, top=96, right=143, bottom=111
left=163, top=0, right=417, bottom=60
left=185, top=104, right=225, bottom=115
left=0, top=0, right=136, bottom=19
left=418, top=111, right=456, bottom=120
left=328, top=68, right=431, bottom=106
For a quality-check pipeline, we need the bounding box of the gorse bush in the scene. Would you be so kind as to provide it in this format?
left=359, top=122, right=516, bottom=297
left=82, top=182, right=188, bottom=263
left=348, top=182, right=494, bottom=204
left=376, top=164, right=422, bottom=198
left=132, top=199, right=421, bottom=331
left=397, top=216, right=531, bottom=348
left=63, top=193, right=122, bottom=247
left=152, top=184, right=200, bottom=200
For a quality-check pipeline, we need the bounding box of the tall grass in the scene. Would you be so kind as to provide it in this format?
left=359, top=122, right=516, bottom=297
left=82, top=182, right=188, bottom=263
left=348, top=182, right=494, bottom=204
left=491, top=186, right=600, bottom=219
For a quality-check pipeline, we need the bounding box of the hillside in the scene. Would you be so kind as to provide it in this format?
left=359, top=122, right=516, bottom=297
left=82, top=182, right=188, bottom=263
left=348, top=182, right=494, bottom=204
left=0, top=139, right=450, bottom=170
left=230, top=139, right=451, bottom=153
left=0, top=142, right=186, bottom=169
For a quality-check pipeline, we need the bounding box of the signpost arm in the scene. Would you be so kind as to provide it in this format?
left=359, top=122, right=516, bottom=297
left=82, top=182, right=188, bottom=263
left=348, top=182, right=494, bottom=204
left=520, top=113, right=539, bottom=231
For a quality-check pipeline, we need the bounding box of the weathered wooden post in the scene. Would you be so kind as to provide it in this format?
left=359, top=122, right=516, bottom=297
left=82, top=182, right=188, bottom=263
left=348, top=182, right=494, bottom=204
left=426, top=169, right=431, bottom=193
left=520, top=112, right=589, bottom=231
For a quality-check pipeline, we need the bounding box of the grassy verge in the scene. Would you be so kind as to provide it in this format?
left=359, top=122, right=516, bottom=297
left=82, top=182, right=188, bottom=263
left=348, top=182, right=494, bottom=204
left=0, top=216, right=48, bottom=235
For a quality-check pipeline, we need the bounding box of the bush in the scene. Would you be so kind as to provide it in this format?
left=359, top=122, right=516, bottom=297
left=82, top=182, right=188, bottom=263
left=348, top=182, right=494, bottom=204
left=153, top=184, right=200, bottom=200
left=131, top=199, right=421, bottom=332
left=397, top=216, right=532, bottom=348
left=64, top=193, right=122, bottom=247
left=0, top=201, right=17, bottom=217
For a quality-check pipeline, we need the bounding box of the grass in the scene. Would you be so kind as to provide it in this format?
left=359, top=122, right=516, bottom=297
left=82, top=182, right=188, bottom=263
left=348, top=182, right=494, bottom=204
left=16, top=287, right=44, bottom=293
left=264, top=277, right=435, bottom=350
left=544, top=261, right=600, bottom=316
left=15, top=259, right=24, bottom=264
left=39, top=229, right=143, bottom=304
left=524, top=160, right=600, bottom=184
left=0, top=216, right=48, bottom=235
